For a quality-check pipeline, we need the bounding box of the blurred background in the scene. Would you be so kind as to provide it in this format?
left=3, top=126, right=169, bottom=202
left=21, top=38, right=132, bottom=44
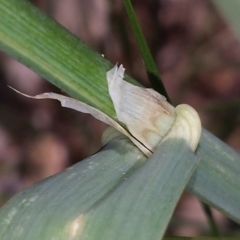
left=0, top=0, right=240, bottom=237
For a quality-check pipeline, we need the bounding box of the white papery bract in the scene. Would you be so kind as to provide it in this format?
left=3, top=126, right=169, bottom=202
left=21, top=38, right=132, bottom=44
left=10, top=64, right=202, bottom=156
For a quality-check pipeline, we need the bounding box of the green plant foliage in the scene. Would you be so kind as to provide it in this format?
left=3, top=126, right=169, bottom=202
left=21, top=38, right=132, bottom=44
left=0, top=0, right=115, bottom=117
left=0, top=135, right=198, bottom=240
left=0, top=1, right=240, bottom=239
left=188, top=129, right=240, bottom=224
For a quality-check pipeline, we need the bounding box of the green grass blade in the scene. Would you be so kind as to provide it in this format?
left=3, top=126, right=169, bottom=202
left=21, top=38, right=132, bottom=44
left=201, top=202, right=220, bottom=237
left=0, top=0, right=116, bottom=116
left=122, top=0, right=169, bottom=100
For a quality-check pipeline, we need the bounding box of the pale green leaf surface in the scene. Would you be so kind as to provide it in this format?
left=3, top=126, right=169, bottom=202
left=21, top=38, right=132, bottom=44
left=79, top=139, right=198, bottom=240
left=0, top=137, right=198, bottom=240
left=187, top=129, right=240, bottom=224
left=0, top=136, right=145, bottom=240
left=1, top=130, right=238, bottom=240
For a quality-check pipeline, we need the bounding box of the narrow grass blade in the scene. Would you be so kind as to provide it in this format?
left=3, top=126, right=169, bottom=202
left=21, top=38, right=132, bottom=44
left=201, top=202, right=220, bottom=237
left=123, top=0, right=169, bottom=99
